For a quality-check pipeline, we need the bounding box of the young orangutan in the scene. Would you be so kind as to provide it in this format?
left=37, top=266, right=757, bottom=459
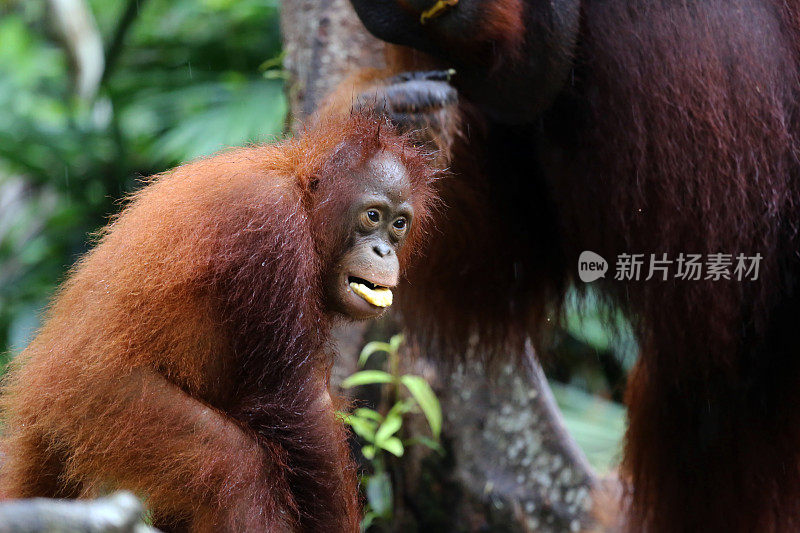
left=0, top=112, right=439, bottom=532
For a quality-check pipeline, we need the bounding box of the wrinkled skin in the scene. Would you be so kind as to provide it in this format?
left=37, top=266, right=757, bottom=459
left=326, top=153, right=416, bottom=320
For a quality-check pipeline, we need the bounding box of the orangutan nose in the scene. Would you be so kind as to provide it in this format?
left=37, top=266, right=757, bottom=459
left=373, top=243, right=392, bottom=257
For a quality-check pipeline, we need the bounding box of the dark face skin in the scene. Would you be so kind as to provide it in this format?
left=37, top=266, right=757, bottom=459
left=327, top=153, right=415, bottom=320
left=348, top=0, right=581, bottom=122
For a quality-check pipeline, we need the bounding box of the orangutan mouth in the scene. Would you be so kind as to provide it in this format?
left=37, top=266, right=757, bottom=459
left=348, top=276, right=394, bottom=307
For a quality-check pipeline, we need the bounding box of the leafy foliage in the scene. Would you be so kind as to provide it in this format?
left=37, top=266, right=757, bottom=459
left=0, top=0, right=286, bottom=358
left=339, top=334, right=444, bottom=530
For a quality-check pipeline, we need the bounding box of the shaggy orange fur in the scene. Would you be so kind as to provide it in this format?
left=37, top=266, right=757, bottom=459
left=0, top=112, right=438, bottom=532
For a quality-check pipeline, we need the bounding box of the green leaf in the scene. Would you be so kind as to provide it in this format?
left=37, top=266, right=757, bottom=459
left=374, top=412, right=403, bottom=444
left=343, top=415, right=377, bottom=442
left=258, top=50, right=285, bottom=72
left=385, top=399, right=414, bottom=418
left=341, top=370, right=395, bottom=388
left=378, top=436, right=404, bottom=457
left=353, top=407, right=383, bottom=422
left=361, top=445, right=376, bottom=460
left=401, top=375, right=442, bottom=438
left=365, top=472, right=393, bottom=517
left=360, top=510, right=377, bottom=532
left=358, top=341, right=392, bottom=367
left=388, top=333, right=404, bottom=354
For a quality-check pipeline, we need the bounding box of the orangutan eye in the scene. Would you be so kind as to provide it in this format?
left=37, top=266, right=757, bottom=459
left=360, top=209, right=381, bottom=229
left=391, top=217, right=408, bottom=240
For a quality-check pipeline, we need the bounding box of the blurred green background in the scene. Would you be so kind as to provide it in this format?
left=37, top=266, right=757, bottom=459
left=0, top=0, right=286, bottom=362
left=0, top=0, right=631, bottom=472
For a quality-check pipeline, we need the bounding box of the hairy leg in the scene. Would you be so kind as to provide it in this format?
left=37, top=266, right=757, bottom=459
left=0, top=430, right=82, bottom=499
left=234, top=380, right=361, bottom=533
left=624, top=285, right=800, bottom=532
left=3, top=367, right=284, bottom=531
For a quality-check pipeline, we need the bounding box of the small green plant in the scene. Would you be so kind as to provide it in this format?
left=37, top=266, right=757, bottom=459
left=339, top=334, right=444, bottom=531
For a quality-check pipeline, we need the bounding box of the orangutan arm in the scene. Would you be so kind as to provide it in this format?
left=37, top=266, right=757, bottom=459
left=58, top=368, right=285, bottom=531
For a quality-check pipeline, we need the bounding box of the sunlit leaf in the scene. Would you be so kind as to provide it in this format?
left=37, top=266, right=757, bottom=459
left=342, top=414, right=378, bottom=442
left=388, top=333, right=404, bottom=354
left=361, top=445, right=376, bottom=460
left=400, top=375, right=442, bottom=438
left=374, top=412, right=402, bottom=443
left=352, top=407, right=383, bottom=422
left=385, top=399, right=414, bottom=418
left=341, top=370, right=395, bottom=388
left=378, top=436, right=404, bottom=457
left=358, top=341, right=392, bottom=367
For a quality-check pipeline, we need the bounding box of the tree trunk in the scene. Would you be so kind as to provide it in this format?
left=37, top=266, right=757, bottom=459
left=280, top=2, right=616, bottom=531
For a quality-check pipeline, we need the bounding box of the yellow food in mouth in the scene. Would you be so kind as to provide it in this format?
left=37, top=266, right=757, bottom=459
left=349, top=282, right=393, bottom=308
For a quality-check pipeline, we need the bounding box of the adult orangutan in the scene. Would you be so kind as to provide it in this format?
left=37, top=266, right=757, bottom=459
left=0, top=112, right=439, bottom=532
left=332, top=0, right=800, bottom=531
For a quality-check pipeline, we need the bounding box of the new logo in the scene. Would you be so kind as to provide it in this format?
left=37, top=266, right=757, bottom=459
left=578, top=251, right=607, bottom=282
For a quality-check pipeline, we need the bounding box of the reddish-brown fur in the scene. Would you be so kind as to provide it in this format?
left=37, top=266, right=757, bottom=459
left=0, top=112, right=438, bottom=532
left=334, top=0, right=800, bottom=531
left=469, top=0, right=525, bottom=59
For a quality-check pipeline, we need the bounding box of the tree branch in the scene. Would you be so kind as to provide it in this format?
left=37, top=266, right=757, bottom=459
left=0, top=491, right=159, bottom=533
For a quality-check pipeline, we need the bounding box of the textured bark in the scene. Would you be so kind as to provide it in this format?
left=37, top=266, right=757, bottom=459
left=280, top=0, right=384, bottom=129
left=428, top=348, right=597, bottom=532
left=280, top=2, right=612, bottom=531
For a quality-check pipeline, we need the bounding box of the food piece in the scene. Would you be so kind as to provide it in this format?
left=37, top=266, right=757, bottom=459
left=349, top=282, right=393, bottom=307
